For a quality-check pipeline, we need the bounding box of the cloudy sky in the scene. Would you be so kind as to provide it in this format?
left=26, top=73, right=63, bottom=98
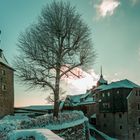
left=0, top=0, right=140, bottom=106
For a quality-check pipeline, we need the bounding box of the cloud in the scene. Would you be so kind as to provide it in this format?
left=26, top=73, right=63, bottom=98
left=95, top=0, right=120, bottom=18
left=62, top=68, right=99, bottom=95
left=138, top=47, right=140, bottom=61
left=139, top=48, right=140, bottom=55
left=130, top=0, right=139, bottom=5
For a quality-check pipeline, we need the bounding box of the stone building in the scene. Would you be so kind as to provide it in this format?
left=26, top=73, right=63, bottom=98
left=0, top=49, right=14, bottom=118
left=93, top=73, right=140, bottom=140
left=63, top=91, right=96, bottom=118
left=127, top=88, right=140, bottom=140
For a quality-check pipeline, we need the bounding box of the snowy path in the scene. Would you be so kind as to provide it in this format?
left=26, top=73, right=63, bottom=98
left=89, top=124, right=118, bottom=140
left=8, top=129, right=64, bottom=140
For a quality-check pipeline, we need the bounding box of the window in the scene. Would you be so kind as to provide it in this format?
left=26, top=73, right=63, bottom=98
left=2, top=69, right=6, bottom=75
left=103, top=123, right=107, bottom=127
left=138, top=104, right=140, bottom=110
left=102, top=93, right=105, bottom=97
left=119, top=113, right=122, bottom=118
left=132, top=133, right=135, bottom=139
left=136, top=90, right=140, bottom=96
left=103, top=113, right=106, bottom=118
left=2, top=84, right=6, bottom=91
left=138, top=117, right=140, bottom=125
left=117, top=90, right=119, bottom=94
left=96, top=94, right=98, bottom=98
left=120, top=125, right=122, bottom=129
left=103, top=103, right=110, bottom=108
left=107, top=92, right=110, bottom=96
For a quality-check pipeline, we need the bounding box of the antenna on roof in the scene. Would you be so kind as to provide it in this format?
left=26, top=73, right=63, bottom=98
left=100, top=66, right=103, bottom=77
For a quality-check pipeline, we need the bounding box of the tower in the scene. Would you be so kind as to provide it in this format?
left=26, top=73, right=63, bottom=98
left=97, top=66, right=108, bottom=87
left=0, top=35, right=14, bottom=117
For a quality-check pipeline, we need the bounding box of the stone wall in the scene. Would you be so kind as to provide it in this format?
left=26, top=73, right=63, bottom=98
left=0, top=64, right=14, bottom=117
left=127, top=88, right=140, bottom=140
left=97, top=112, right=129, bottom=139
left=53, top=120, right=90, bottom=140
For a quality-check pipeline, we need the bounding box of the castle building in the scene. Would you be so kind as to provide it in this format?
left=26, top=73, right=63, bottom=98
left=94, top=73, right=140, bottom=140
left=0, top=49, right=14, bottom=118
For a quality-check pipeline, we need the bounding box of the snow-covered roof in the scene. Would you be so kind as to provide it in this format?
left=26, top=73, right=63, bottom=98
left=22, top=105, right=54, bottom=110
left=127, top=87, right=140, bottom=99
left=80, top=91, right=91, bottom=99
left=0, top=49, right=13, bottom=70
left=67, top=94, right=83, bottom=103
left=94, top=84, right=107, bottom=90
left=101, top=79, right=139, bottom=91
left=94, top=79, right=140, bottom=92
left=65, top=92, right=95, bottom=106
left=90, top=113, right=96, bottom=118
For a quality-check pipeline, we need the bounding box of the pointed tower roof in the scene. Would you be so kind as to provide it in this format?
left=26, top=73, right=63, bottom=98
left=97, top=66, right=108, bottom=87
left=0, top=49, right=14, bottom=70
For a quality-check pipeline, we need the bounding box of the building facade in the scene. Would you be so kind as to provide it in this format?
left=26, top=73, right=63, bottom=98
left=63, top=91, right=96, bottom=118
left=0, top=49, right=14, bottom=118
left=127, top=88, right=140, bottom=140
left=94, top=77, right=140, bottom=140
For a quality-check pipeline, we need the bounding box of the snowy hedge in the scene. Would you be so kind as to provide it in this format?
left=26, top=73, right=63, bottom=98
left=19, top=111, right=87, bottom=130
left=0, top=111, right=89, bottom=140
left=0, top=114, right=29, bottom=140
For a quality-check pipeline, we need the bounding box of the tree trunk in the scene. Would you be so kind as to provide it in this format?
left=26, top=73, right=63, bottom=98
left=53, top=69, right=60, bottom=118
left=53, top=87, right=60, bottom=118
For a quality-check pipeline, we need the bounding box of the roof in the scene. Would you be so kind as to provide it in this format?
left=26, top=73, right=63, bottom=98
left=67, top=94, right=83, bottom=103
left=65, top=92, right=95, bottom=106
left=94, top=84, right=107, bottom=90
left=98, top=76, right=107, bottom=84
left=0, top=49, right=14, bottom=70
left=97, top=74, right=108, bottom=86
left=22, top=105, right=54, bottom=110
left=100, top=79, right=140, bottom=91
left=127, top=87, right=140, bottom=99
left=80, top=91, right=91, bottom=99
left=90, top=113, right=96, bottom=118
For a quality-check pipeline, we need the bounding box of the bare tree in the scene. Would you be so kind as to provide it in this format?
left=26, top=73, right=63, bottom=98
left=14, top=1, right=96, bottom=117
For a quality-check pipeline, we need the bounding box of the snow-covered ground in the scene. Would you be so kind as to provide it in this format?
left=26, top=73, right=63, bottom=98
left=0, top=111, right=88, bottom=140
left=8, top=129, right=64, bottom=140
left=18, top=111, right=88, bottom=130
